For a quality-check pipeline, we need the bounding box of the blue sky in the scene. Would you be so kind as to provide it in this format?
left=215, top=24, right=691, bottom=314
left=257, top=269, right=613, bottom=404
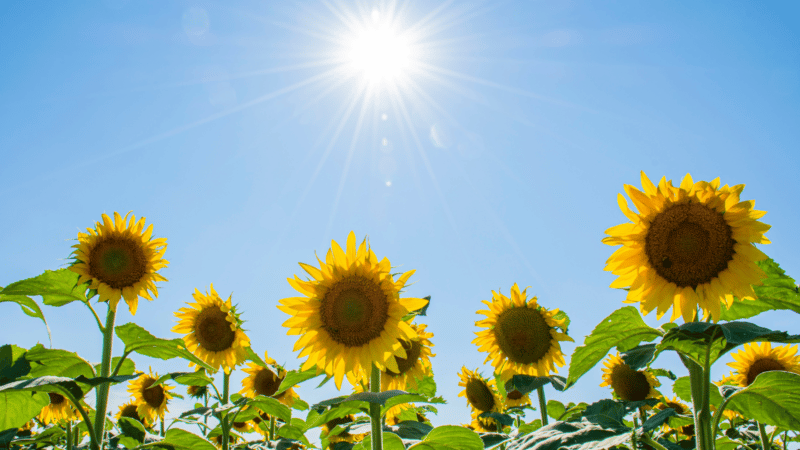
left=1, top=0, right=799, bottom=437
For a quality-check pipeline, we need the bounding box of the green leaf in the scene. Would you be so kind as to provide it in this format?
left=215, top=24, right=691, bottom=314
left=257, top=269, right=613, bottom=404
left=650, top=368, right=677, bottom=380
left=0, top=293, right=51, bottom=344
left=546, top=400, right=565, bottom=421
left=478, top=411, right=515, bottom=427
left=383, top=394, right=446, bottom=413
left=151, top=428, right=216, bottom=450
left=150, top=370, right=213, bottom=388
left=672, top=376, right=723, bottom=408
left=118, top=416, right=147, bottom=443
left=0, top=375, right=84, bottom=400
left=415, top=376, right=437, bottom=397
left=354, top=432, right=407, bottom=450
left=0, top=344, right=31, bottom=384
left=0, top=269, right=88, bottom=306
left=346, top=389, right=408, bottom=405
left=408, top=425, right=483, bottom=450
left=100, top=356, right=136, bottom=376
left=720, top=258, right=800, bottom=320
left=26, top=344, right=94, bottom=379
left=581, top=398, right=658, bottom=429
left=724, top=371, right=800, bottom=430
left=504, top=375, right=566, bottom=396
left=387, top=421, right=434, bottom=440
left=276, top=367, right=322, bottom=395
left=115, top=323, right=213, bottom=371
left=503, top=420, right=630, bottom=450
left=641, top=408, right=677, bottom=433
left=566, top=307, right=662, bottom=388
left=276, top=423, right=313, bottom=448
left=74, top=374, right=140, bottom=386
left=551, top=309, right=570, bottom=334
left=244, top=396, right=293, bottom=424
left=620, top=344, right=657, bottom=370
left=0, top=391, right=48, bottom=429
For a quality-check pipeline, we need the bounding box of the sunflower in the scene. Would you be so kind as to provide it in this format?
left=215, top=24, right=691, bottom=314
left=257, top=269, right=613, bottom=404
left=240, top=351, right=299, bottom=407
left=38, top=392, right=81, bottom=424
left=173, top=284, right=251, bottom=373
left=469, top=411, right=502, bottom=433
left=128, top=369, right=174, bottom=422
left=323, top=415, right=367, bottom=445
left=278, top=232, right=428, bottom=389
left=600, top=353, right=660, bottom=401
left=458, top=367, right=501, bottom=413
left=17, top=420, right=35, bottom=438
left=723, top=342, right=800, bottom=387
left=70, top=212, right=168, bottom=315
left=473, top=284, right=572, bottom=380
left=371, top=322, right=434, bottom=391
left=231, top=420, right=253, bottom=433
left=211, top=432, right=240, bottom=449
left=385, top=403, right=428, bottom=426
left=117, top=401, right=150, bottom=427
left=604, top=172, right=770, bottom=322
left=503, top=388, right=532, bottom=409
left=186, top=384, right=208, bottom=399
left=657, top=397, right=694, bottom=436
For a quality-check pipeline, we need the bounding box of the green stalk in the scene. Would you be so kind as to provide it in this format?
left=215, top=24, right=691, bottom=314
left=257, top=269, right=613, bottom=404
left=222, top=372, right=230, bottom=450
left=639, top=433, right=670, bottom=450
left=536, top=386, right=548, bottom=426
left=759, top=422, right=770, bottom=450
left=681, top=352, right=713, bottom=450
left=93, top=306, right=117, bottom=450
left=370, top=364, right=383, bottom=450
left=631, top=416, right=639, bottom=449
left=66, top=421, right=72, bottom=450
left=269, top=416, right=276, bottom=441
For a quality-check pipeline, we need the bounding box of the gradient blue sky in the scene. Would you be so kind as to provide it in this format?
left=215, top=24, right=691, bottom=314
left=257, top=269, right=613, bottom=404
left=1, top=0, right=799, bottom=437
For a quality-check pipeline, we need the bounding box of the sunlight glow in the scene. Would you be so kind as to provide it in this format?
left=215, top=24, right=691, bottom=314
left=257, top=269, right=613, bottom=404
left=343, top=9, right=414, bottom=85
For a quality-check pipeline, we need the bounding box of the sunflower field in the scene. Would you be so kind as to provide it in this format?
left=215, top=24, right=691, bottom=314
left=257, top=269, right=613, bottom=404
left=2, top=172, right=800, bottom=450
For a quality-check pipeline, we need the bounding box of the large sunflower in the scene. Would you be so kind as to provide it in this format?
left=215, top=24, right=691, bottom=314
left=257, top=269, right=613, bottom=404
left=604, top=172, right=770, bottom=322
left=458, top=367, right=501, bottom=413
left=38, top=392, right=80, bottom=424
left=70, top=212, right=168, bottom=315
left=173, top=284, right=250, bottom=373
left=240, top=351, right=299, bottom=407
left=277, top=232, right=428, bottom=389
left=128, top=369, right=174, bottom=422
left=600, top=353, right=660, bottom=402
left=723, top=342, right=800, bottom=387
left=473, top=284, right=572, bottom=380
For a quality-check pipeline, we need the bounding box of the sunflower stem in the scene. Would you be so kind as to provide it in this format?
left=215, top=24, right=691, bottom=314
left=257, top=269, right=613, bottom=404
left=631, top=416, right=639, bottom=449
left=639, top=433, right=670, bottom=450
left=93, top=305, right=117, bottom=450
left=222, top=371, right=230, bottom=450
left=370, top=364, right=383, bottom=450
left=759, top=422, right=770, bottom=450
left=160, top=418, right=165, bottom=437
left=66, top=421, right=72, bottom=450
left=536, top=386, right=548, bottom=426
left=269, top=416, right=276, bottom=441
left=681, top=352, right=713, bottom=450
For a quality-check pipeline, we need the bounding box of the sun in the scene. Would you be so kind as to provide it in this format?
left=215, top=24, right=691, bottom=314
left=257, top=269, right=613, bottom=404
left=343, top=9, right=415, bottom=86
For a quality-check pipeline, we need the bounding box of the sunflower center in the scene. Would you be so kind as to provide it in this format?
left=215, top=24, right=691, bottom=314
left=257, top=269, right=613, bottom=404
left=119, top=404, right=142, bottom=422
left=665, top=401, right=687, bottom=415
left=194, top=306, right=236, bottom=352
left=320, top=276, right=389, bottom=347
left=507, top=389, right=523, bottom=400
left=465, top=378, right=495, bottom=412
left=493, top=307, right=552, bottom=365
left=48, top=393, right=65, bottom=405
left=645, top=202, right=734, bottom=288
left=745, top=357, right=786, bottom=386
left=254, top=367, right=282, bottom=397
left=141, top=378, right=166, bottom=408
left=610, top=364, right=651, bottom=401
left=88, top=236, right=148, bottom=289
left=386, top=339, right=422, bottom=376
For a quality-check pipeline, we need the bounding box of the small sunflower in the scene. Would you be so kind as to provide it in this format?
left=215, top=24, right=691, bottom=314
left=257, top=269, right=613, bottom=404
left=323, top=415, right=367, bottom=445
left=385, top=403, right=428, bottom=426
left=128, top=369, right=174, bottom=422
left=473, top=284, right=573, bottom=380
left=211, top=432, right=240, bottom=449
left=231, top=420, right=253, bottom=433
left=173, top=284, right=251, bottom=373
left=17, top=420, right=35, bottom=438
left=723, top=342, right=800, bottom=387
left=604, top=172, right=770, bottom=322
left=469, top=411, right=502, bottom=433
left=70, top=212, right=168, bottom=315
left=377, top=322, right=434, bottom=391
left=278, top=232, right=428, bottom=389
left=38, top=392, right=80, bottom=424
left=657, top=397, right=693, bottom=436
left=600, top=353, right=660, bottom=402
left=117, top=401, right=150, bottom=427
left=187, top=384, right=208, bottom=399
left=503, top=388, right=531, bottom=409
left=458, top=367, right=501, bottom=413
left=240, top=351, right=299, bottom=407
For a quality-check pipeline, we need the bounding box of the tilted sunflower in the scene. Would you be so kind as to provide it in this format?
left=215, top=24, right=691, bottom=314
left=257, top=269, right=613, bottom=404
left=38, top=393, right=80, bottom=424
left=458, top=367, right=501, bottom=414
left=231, top=420, right=253, bottom=433
left=352, top=322, right=434, bottom=391
left=186, top=384, right=208, bottom=399
left=604, top=172, right=770, bottom=322
left=117, top=401, right=150, bottom=427
left=473, top=284, right=573, bottom=380
left=385, top=403, right=429, bottom=426
left=600, top=353, right=660, bottom=402
left=240, top=351, right=299, bottom=408
left=469, top=411, right=502, bottom=433
left=503, top=387, right=532, bottom=409
left=323, top=415, right=367, bottom=445
left=127, top=369, right=174, bottom=422
left=657, top=397, right=694, bottom=436
left=173, top=284, right=250, bottom=373
left=277, top=232, right=428, bottom=389
left=70, top=212, right=168, bottom=315
left=722, top=342, right=800, bottom=387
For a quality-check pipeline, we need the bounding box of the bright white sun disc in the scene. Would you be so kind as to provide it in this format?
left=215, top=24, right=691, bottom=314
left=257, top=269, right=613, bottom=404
left=347, top=26, right=411, bottom=82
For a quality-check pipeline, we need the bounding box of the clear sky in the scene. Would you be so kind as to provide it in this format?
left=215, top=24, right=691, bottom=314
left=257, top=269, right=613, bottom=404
left=1, top=0, right=799, bottom=437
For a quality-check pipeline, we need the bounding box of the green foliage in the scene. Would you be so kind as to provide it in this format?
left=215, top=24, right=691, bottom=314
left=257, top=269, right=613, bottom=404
left=277, top=367, right=322, bottom=395
left=117, top=416, right=147, bottom=444
left=26, top=344, right=95, bottom=379
left=672, top=376, right=723, bottom=408
left=0, top=292, right=50, bottom=343
left=0, top=390, right=48, bottom=429
left=355, top=432, right=407, bottom=450
left=723, top=371, right=800, bottom=430
left=387, top=421, right=434, bottom=440
left=503, top=420, right=630, bottom=450
left=151, top=428, right=216, bottom=450
left=641, top=408, right=677, bottom=433
left=720, top=258, right=800, bottom=320
left=504, top=375, right=566, bottom=396
left=151, top=370, right=213, bottom=388
left=346, top=389, right=409, bottom=405
left=0, top=344, right=30, bottom=383
left=565, top=306, right=662, bottom=388
left=478, top=411, right=515, bottom=427
left=0, top=375, right=84, bottom=400
left=115, top=322, right=213, bottom=371
left=0, top=269, right=88, bottom=307
left=407, top=425, right=483, bottom=450
left=245, top=396, right=293, bottom=424
left=99, top=357, right=136, bottom=376
left=620, top=343, right=656, bottom=370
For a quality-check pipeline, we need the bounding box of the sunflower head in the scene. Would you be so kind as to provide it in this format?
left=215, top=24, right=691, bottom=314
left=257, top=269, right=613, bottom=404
left=70, top=212, right=168, bottom=315
left=503, top=387, right=532, bottom=409
left=117, top=401, right=150, bottom=427
left=657, top=397, right=693, bottom=436
left=473, top=284, right=573, bottom=380
left=724, top=342, right=800, bottom=387
left=604, top=172, right=770, bottom=322
left=240, top=350, right=300, bottom=407
left=378, top=322, right=435, bottom=391
left=323, top=414, right=367, bottom=445
left=173, top=284, right=251, bottom=373
left=187, top=384, right=208, bottom=399
left=38, top=392, right=81, bottom=424
left=458, top=367, right=501, bottom=413
left=278, top=232, right=429, bottom=389
left=469, top=411, right=502, bottom=433
left=127, top=369, right=174, bottom=422
left=600, top=353, right=660, bottom=402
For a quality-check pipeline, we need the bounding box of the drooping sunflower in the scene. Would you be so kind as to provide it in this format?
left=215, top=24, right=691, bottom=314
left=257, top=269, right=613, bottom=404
left=117, top=401, right=150, bottom=427
left=128, top=369, right=174, bottom=422
left=473, top=284, right=573, bottom=380
left=604, top=172, right=770, bottom=322
left=600, top=353, right=660, bottom=402
left=657, top=397, right=694, bottom=436
left=323, top=415, right=367, bottom=445
left=469, top=411, right=502, bottom=433
left=240, top=350, right=299, bottom=408
left=231, top=420, right=253, bottom=433
left=70, top=212, right=168, bottom=315
left=722, top=342, right=800, bottom=387
left=173, top=284, right=251, bottom=373
left=503, top=388, right=532, bottom=409
left=38, top=393, right=80, bottom=424
left=458, top=367, right=501, bottom=413
left=186, top=384, right=208, bottom=399
left=384, top=403, right=429, bottom=426
left=278, top=232, right=428, bottom=389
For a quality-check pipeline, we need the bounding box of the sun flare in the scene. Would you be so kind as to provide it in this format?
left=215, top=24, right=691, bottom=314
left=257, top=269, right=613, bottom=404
left=343, top=10, right=415, bottom=86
